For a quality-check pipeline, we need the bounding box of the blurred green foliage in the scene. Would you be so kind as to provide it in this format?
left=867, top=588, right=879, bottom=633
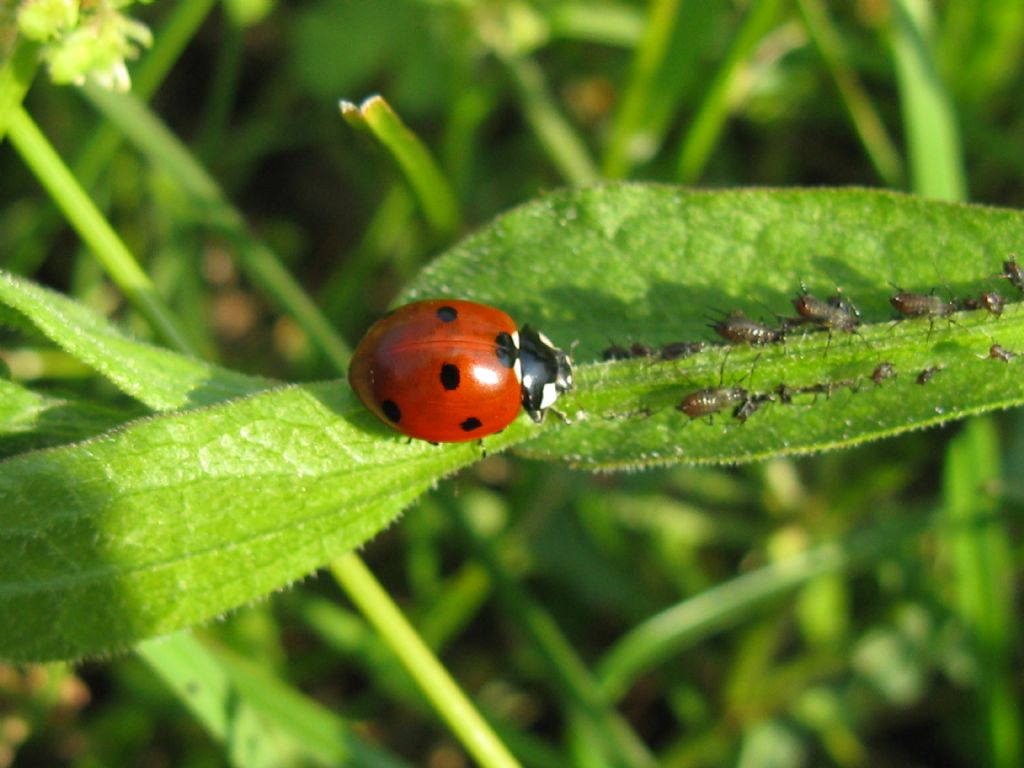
left=2, top=1, right=1024, bottom=767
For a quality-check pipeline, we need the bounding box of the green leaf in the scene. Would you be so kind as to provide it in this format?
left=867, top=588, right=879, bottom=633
left=0, top=379, right=507, bottom=661
left=0, top=378, right=134, bottom=458
left=404, top=185, right=1024, bottom=468
left=5, top=185, right=1024, bottom=662
left=0, top=270, right=271, bottom=410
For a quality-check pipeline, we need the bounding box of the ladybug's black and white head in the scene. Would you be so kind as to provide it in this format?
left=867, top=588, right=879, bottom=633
left=516, top=325, right=573, bottom=423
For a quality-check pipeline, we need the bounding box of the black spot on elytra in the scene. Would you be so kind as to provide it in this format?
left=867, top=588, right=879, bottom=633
left=381, top=399, right=401, bottom=423
left=495, top=332, right=517, bottom=368
left=460, top=417, right=482, bottom=432
left=440, top=363, right=460, bottom=390
left=437, top=306, right=458, bottom=322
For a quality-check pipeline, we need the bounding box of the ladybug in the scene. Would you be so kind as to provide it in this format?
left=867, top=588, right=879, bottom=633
left=348, top=299, right=574, bottom=442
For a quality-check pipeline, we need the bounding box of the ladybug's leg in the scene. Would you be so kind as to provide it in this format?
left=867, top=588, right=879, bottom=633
left=547, top=407, right=572, bottom=424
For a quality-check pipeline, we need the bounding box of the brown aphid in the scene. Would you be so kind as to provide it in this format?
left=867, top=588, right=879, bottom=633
left=629, top=342, right=654, bottom=358
left=871, top=362, right=896, bottom=385
left=916, top=366, right=943, bottom=385
left=602, top=340, right=659, bottom=361
left=890, top=290, right=956, bottom=319
left=990, top=344, right=1016, bottom=362
left=710, top=310, right=784, bottom=346
left=997, top=258, right=1024, bottom=292
left=678, top=386, right=748, bottom=420
left=980, top=291, right=1005, bottom=316
left=659, top=341, right=706, bottom=360
left=791, top=283, right=861, bottom=332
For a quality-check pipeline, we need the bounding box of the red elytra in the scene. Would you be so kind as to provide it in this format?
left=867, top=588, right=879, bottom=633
left=348, top=299, right=573, bottom=443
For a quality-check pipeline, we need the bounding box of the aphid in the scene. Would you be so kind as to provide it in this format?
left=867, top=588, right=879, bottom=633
left=890, top=290, right=957, bottom=319
left=678, top=386, right=748, bottom=420
left=659, top=341, right=706, bottom=360
left=349, top=299, right=573, bottom=442
left=733, top=393, right=774, bottom=423
left=770, top=377, right=859, bottom=405
left=710, top=310, right=784, bottom=346
left=990, top=344, right=1016, bottom=362
left=791, top=283, right=861, bottom=332
left=871, top=362, right=896, bottom=385
left=798, top=377, right=860, bottom=401
left=774, top=383, right=797, bottom=404
left=601, top=343, right=631, bottom=361
left=916, top=365, right=943, bottom=385
left=602, top=340, right=658, bottom=361
left=629, top=342, right=654, bottom=358
left=997, top=258, right=1024, bottom=292
left=961, top=291, right=1005, bottom=317
left=981, top=291, right=1005, bottom=316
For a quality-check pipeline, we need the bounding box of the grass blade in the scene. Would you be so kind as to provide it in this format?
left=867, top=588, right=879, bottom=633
left=675, top=0, right=783, bottom=182
left=602, top=0, right=683, bottom=178
left=483, top=29, right=599, bottom=185
left=796, top=0, right=905, bottom=187
left=596, top=514, right=931, bottom=701
left=340, top=94, right=461, bottom=238
left=889, top=0, right=967, bottom=200
left=942, top=419, right=1022, bottom=768
left=140, top=633, right=413, bottom=768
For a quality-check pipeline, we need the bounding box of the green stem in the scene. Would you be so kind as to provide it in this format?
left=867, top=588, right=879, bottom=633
left=7, top=107, right=196, bottom=354
left=455, top=508, right=658, bottom=767
left=330, top=552, right=522, bottom=768
left=0, top=40, right=39, bottom=145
